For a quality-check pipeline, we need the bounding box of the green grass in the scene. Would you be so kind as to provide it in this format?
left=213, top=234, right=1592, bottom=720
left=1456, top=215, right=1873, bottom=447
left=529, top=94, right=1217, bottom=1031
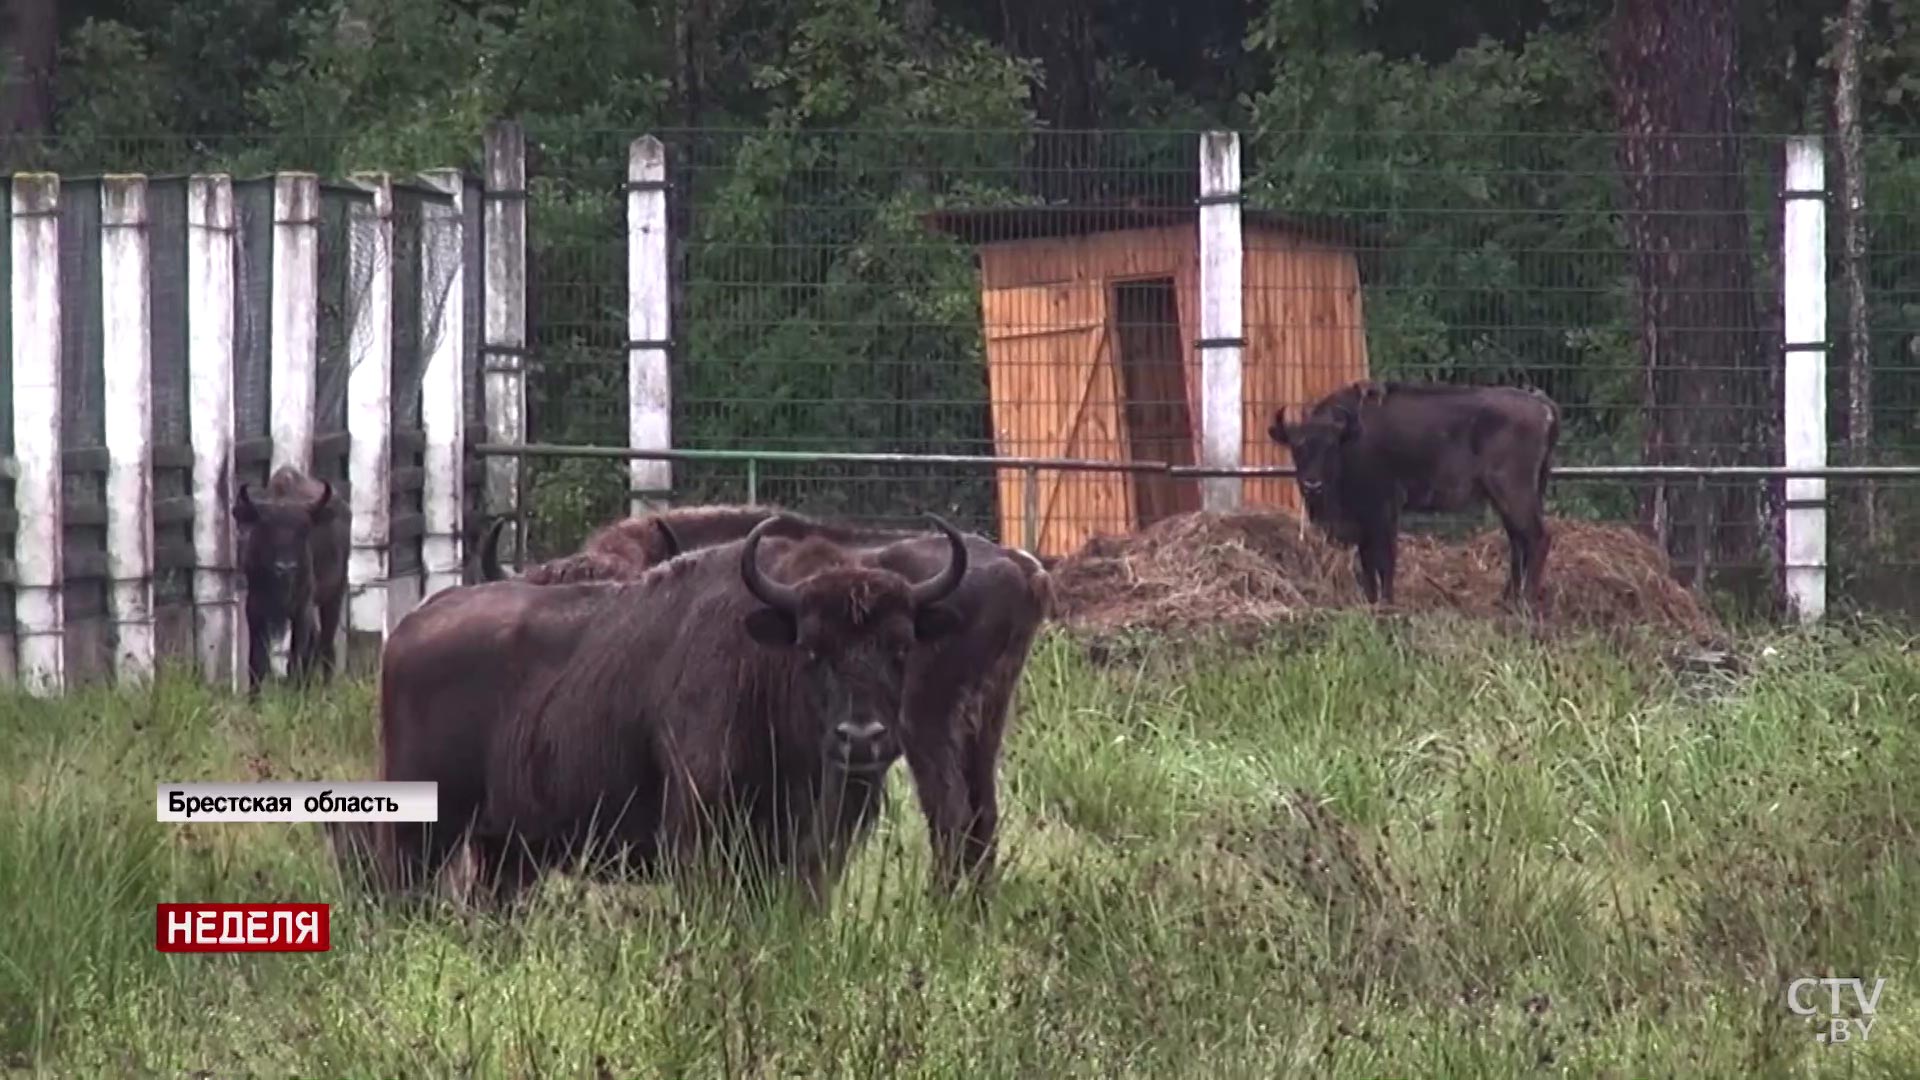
left=2, top=611, right=1918, bottom=1077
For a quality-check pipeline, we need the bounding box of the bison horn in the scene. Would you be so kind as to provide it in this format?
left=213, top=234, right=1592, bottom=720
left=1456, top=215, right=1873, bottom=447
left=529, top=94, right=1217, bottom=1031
left=231, top=482, right=259, bottom=524
left=655, top=519, right=682, bottom=561
left=478, top=518, right=518, bottom=581
left=740, top=515, right=802, bottom=614
left=908, top=514, right=968, bottom=608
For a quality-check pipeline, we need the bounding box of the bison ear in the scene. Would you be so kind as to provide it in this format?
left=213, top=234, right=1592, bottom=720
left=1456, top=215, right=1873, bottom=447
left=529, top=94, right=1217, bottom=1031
left=1268, top=409, right=1290, bottom=446
left=231, top=483, right=260, bottom=525
left=743, top=607, right=799, bottom=647
left=913, top=602, right=963, bottom=642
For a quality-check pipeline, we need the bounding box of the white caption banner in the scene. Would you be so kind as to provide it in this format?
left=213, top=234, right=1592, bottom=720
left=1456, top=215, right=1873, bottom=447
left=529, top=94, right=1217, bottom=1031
left=155, top=781, right=439, bottom=822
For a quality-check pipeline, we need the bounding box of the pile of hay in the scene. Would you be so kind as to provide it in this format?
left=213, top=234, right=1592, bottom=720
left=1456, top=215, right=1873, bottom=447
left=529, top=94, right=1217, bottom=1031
left=1048, top=509, right=1717, bottom=640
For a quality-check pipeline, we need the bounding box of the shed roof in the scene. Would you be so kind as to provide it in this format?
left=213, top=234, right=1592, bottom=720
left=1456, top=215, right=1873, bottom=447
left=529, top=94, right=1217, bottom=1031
left=920, top=204, right=1378, bottom=250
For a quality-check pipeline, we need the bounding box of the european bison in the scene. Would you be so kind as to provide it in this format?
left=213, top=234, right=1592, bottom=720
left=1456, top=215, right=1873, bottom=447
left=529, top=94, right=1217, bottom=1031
left=477, top=504, right=1054, bottom=896
left=373, top=514, right=971, bottom=909
left=231, top=465, right=347, bottom=694
left=1269, top=379, right=1560, bottom=609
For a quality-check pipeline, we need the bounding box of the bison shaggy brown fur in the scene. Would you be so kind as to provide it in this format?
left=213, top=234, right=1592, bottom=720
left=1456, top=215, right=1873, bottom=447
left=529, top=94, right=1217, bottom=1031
left=1270, top=378, right=1560, bottom=610
left=231, top=464, right=347, bottom=695
left=477, top=504, right=1054, bottom=896
left=372, top=514, right=970, bottom=909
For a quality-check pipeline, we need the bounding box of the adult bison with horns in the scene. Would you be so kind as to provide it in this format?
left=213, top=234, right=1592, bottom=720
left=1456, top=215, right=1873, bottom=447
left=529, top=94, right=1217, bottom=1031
left=369, top=514, right=976, bottom=909
left=475, top=504, right=1054, bottom=898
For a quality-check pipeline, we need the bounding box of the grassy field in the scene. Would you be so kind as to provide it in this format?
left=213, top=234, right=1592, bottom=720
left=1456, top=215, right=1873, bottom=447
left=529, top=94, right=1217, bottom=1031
left=2, top=612, right=1917, bottom=1077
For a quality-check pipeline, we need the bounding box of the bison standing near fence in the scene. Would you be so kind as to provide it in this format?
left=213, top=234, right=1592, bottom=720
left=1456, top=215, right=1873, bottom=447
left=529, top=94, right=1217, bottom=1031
left=477, top=504, right=1054, bottom=896
left=1269, top=379, right=1561, bottom=610
left=231, top=465, right=348, bottom=695
left=372, top=514, right=971, bottom=909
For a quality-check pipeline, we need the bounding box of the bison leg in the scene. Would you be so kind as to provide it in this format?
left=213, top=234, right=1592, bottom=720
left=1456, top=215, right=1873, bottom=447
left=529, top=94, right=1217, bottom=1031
left=1356, top=528, right=1397, bottom=606
left=1351, top=549, right=1377, bottom=603
left=242, top=600, right=274, bottom=696
left=958, top=681, right=1021, bottom=893
left=314, top=588, right=345, bottom=682
left=1486, top=483, right=1550, bottom=614
left=288, top=606, right=317, bottom=686
left=902, top=733, right=972, bottom=896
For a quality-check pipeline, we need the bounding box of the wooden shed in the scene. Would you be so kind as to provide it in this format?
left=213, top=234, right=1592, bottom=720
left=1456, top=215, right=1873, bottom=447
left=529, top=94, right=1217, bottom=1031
left=925, top=206, right=1373, bottom=558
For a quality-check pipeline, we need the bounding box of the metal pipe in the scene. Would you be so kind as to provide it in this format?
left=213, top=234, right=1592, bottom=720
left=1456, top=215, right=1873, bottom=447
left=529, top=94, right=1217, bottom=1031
left=1022, top=465, right=1040, bottom=553
left=468, top=443, right=1920, bottom=482
left=470, top=442, right=1173, bottom=473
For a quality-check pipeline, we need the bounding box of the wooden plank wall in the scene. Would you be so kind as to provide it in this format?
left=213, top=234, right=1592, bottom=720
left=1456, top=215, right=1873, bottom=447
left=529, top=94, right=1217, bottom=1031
left=1239, top=227, right=1371, bottom=513
left=975, top=222, right=1371, bottom=554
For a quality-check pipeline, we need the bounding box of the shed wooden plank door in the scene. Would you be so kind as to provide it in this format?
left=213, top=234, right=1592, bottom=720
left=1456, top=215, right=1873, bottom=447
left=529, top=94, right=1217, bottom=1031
left=981, top=283, right=1133, bottom=558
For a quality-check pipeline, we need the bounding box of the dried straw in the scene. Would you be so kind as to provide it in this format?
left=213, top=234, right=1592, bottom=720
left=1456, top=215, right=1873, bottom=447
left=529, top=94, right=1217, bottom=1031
left=1048, top=509, right=1717, bottom=641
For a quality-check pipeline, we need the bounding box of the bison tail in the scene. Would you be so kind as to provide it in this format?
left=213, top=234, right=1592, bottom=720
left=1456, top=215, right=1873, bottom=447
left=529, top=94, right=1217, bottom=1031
left=1537, top=393, right=1561, bottom=498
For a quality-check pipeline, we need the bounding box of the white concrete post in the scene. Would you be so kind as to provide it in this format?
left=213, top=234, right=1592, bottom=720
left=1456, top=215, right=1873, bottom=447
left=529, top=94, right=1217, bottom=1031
left=187, top=175, right=241, bottom=690
left=418, top=168, right=467, bottom=599
left=1782, top=137, right=1828, bottom=623
left=9, top=174, right=65, bottom=695
left=628, top=135, right=673, bottom=514
left=483, top=120, right=527, bottom=565
left=100, top=175, right=156, bottom=682
left=270, top=172, right=319, bottom=475
left=346, top=173, right=393, bottom=643
left=1198, top=130, right=1245, bottom=512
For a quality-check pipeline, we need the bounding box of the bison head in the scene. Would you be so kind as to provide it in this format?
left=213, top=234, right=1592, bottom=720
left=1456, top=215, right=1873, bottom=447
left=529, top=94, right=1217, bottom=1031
left=1269, top=404, right=1359, bottom=521
left=737, top=513, right=967, bottom=775
left=232, top=479, right=334, bottom=612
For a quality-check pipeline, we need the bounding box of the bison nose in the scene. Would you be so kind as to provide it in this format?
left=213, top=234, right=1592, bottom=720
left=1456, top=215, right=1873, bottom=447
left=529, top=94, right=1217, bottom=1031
left=835, top=719, right=888, bottom=744
left=831, top=719, right=895, bottom=772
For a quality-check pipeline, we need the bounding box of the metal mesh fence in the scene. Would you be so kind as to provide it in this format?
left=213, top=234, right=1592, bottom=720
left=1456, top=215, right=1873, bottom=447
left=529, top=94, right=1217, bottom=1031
left=313, top=185, right=361, bottom=490
left=234, top=177, right=275, bottom=486
left=147, top=178, right=195, bottom=660
left=500, top=125, right=1920, bottom=615
left=4, top=125, right=1920, bottom=621
left=57, top=178, right=108, bottom=675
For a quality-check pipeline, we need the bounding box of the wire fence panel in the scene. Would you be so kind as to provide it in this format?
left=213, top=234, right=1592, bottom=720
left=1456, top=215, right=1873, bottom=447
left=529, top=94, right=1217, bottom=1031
left=500, top=125, right=1920, bottom=614
left=313, top=185, right=362, bottom=492
left=233, top=178, right=276, bottom=490
left=147, top=177, right=195, bottom=662
left=5, top=125, right=1920, bottom=621
left=57, top=177, right=109, bottom=679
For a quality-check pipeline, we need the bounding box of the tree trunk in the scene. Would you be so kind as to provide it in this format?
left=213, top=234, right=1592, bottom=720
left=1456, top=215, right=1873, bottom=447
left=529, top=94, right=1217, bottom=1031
left=1609, top=0, right=1769, bottom=589
left=998, top=0, right=1102, bottom=204
left=1833, top=0, right=1878, bottom=545
left=0, top=0, right=58, bottom=153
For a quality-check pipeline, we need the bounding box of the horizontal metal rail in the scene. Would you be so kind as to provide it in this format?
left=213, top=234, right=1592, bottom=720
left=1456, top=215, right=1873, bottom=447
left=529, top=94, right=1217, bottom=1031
left=470, top=442, right=1920, bottom=481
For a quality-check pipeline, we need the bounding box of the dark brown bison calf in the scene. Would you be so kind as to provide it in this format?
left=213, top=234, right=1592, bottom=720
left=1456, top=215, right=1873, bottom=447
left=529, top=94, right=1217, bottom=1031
left=372, top=514, right=971, bottom=910
left=476, top=504, right=1055, bottom=897
left=1269, top=379, right=1560, bottom=610
left=231, top=465, right=347, bottom=694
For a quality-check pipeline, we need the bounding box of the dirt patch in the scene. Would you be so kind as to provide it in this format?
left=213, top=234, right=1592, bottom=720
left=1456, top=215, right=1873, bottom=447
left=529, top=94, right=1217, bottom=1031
left=1048, top=508, right=1718, bottom=642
